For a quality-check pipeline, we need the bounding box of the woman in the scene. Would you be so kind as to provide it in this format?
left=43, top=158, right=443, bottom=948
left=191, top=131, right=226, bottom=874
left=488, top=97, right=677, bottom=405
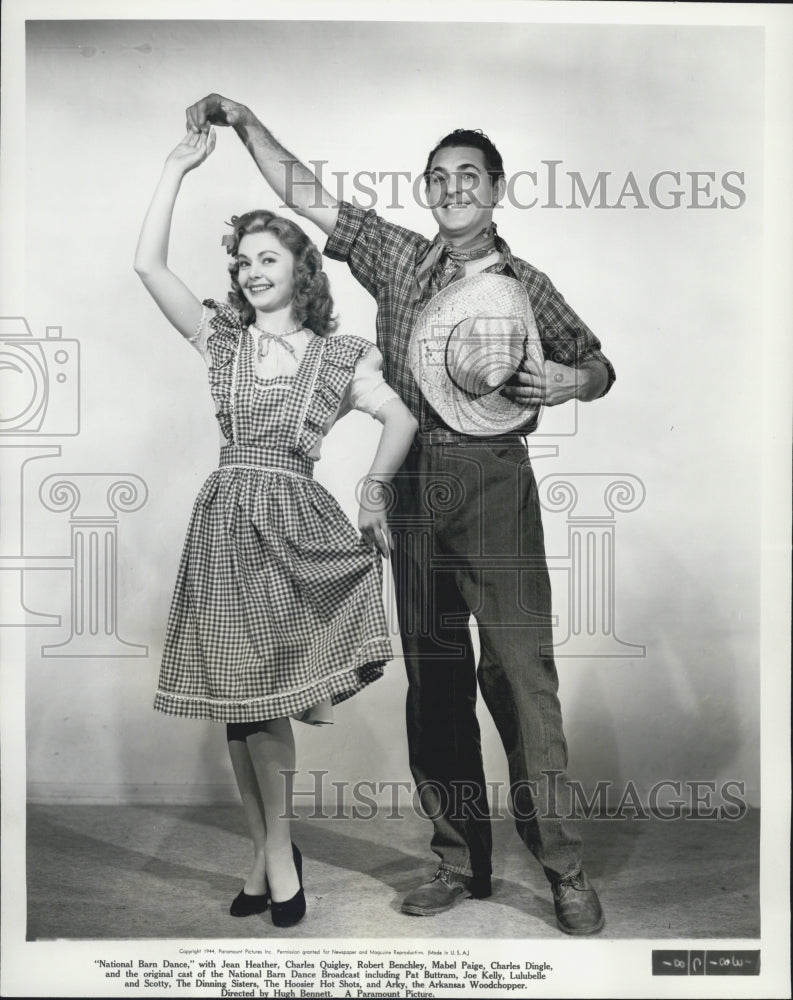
left=134, top=128, right=417, bottom=928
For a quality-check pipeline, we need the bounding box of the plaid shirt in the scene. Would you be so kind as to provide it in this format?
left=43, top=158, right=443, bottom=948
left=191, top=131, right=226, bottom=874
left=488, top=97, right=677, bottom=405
left=324, top=201, right=615, bottom=432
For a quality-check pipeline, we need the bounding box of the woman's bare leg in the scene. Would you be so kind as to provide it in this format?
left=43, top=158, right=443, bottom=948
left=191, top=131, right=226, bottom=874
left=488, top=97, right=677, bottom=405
left=245, top=718, right=300, bottom=902
left=227, top=737, right=268, bottom=895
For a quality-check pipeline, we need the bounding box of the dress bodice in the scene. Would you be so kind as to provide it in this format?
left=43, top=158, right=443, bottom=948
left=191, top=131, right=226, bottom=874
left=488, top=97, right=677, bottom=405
left=195, top=299, right=397, bottom=462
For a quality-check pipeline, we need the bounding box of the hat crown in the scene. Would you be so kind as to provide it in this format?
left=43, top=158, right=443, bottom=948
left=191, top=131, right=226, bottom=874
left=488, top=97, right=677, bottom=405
left=446, top=315, right=527, bottom=399
left=409, top=273, right=543, bottom=437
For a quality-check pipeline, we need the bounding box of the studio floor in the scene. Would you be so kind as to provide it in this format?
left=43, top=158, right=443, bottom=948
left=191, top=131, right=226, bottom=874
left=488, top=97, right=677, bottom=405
left=26, top=804, right=759, bottom=940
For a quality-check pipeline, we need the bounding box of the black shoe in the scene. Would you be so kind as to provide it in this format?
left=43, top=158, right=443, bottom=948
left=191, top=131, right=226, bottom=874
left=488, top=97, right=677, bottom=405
left=401, top=866, right=492, bottom=916
left=270, top=843, right=306, bottom=928
left=229, top=888, right=269, bottom=917
left=550, top=869, right=604, bottom=936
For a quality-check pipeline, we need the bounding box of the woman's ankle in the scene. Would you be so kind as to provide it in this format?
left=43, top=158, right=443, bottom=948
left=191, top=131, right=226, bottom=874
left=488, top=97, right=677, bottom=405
left=264, top=841, right=299, bottom=902
left=243, top=849, right=268, bottom=895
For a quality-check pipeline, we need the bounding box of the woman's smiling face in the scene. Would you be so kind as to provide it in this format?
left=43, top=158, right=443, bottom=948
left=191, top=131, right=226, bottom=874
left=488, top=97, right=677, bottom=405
left=236, top=231, right=295, bottom=315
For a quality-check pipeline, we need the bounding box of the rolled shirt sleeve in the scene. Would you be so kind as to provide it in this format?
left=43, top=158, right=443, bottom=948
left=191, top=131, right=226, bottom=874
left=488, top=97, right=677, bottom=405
left=530, top=271, right=615, bottom=396
left=324, top=200, right=428, bottom=299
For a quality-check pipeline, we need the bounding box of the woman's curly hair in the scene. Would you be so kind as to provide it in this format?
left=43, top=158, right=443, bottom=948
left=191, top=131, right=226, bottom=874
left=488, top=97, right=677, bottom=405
left=224, top=210, right=338, bottom=336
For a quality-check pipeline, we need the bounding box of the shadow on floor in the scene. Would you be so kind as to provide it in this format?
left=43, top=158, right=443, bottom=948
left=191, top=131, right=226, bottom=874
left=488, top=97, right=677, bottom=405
left=26, top=804, right=759, bottom=940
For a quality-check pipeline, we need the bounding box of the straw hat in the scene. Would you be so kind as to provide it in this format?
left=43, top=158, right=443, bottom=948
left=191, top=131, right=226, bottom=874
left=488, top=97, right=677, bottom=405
left=408, top=273, right=543, bottom=436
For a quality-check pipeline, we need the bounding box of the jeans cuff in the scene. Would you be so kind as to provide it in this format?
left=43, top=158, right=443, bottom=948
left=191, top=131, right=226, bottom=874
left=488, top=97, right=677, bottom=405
left=543, top=863, right=581, bottom=884
left=439, top=862, right=475, bottom=878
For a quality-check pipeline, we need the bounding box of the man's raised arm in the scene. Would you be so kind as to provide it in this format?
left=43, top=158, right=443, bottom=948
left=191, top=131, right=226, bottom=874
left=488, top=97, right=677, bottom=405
left=186, top=94, right=339, bottom=236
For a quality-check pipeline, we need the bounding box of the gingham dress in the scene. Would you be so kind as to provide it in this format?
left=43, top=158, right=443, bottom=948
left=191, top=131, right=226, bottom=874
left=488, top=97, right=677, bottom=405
left=153, top=300, right=393, bottom=723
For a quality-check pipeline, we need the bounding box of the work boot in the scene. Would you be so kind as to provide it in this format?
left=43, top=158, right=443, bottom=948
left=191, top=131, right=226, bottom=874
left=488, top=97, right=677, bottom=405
left=401, top=865, right=492, bottom=916
left=551, top=869, right=605, bottom=935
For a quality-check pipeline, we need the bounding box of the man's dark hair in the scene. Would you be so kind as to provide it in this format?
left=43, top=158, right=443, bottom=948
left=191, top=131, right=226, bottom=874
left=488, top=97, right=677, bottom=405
left=423, top=129, right=505, bottom=184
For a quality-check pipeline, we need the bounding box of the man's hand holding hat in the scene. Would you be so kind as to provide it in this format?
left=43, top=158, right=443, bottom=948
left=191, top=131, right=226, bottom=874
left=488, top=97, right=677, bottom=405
left=503, top=358, right=579, bottom=407
left=503, top=356, right=610, bottom=406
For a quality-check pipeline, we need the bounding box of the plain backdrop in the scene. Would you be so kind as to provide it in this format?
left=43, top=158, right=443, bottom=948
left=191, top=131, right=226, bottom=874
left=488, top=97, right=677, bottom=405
left=17, top=18, right=764, bottom=809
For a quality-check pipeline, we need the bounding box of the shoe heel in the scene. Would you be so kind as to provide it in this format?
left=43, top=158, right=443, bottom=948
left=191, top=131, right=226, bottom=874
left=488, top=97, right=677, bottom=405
left=271, top=888, right=306, bottom=928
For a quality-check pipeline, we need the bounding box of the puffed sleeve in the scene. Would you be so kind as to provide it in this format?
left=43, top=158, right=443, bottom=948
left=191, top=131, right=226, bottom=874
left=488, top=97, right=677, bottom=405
left=186, top=303, right=213, bottom=359
left=189, top=298, right=244, bottom=370
left=347, top=344, right=401, bottom=418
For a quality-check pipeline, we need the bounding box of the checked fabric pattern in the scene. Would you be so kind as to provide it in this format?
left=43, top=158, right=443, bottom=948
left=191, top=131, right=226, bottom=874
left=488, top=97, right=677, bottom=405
left=154, top=302, right=392, bottom=723
left=324, top=201, right=616, bottom=433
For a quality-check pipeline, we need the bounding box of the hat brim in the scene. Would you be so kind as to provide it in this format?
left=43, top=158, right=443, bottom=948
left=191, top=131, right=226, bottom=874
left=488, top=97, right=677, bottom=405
left=409, top=273, right=543, bottom=437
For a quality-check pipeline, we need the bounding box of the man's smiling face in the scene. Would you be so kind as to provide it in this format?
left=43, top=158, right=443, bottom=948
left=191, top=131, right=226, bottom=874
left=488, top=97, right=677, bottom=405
left=425, top=145, right=505, bottom=243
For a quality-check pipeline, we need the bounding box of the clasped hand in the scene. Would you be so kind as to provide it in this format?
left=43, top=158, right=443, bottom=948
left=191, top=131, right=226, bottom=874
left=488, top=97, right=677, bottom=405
left=185, top=93, right=249, bottom=133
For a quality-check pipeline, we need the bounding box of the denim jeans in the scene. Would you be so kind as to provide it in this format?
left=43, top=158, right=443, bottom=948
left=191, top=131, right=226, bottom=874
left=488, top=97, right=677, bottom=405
left=390, top=436, right=583, bottom=881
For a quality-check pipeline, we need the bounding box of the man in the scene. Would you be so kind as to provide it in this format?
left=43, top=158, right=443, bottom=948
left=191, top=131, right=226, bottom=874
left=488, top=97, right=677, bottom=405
left=185, top=94, right=615, bottom=935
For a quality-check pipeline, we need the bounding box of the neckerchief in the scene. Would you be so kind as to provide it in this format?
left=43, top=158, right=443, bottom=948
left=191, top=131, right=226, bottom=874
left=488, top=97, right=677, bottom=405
left=413, top=224, right=498, bottom=301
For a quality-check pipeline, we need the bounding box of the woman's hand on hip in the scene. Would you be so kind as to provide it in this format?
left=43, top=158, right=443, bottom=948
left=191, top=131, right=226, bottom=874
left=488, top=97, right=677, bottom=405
left=358, top=479, right=394, bottom=559
left=359, top=505, right=391, bottom=559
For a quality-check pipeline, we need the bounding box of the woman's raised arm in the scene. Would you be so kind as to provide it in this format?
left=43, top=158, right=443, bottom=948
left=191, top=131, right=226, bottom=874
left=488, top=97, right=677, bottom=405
left=134, top=130, right=216, bottom=339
